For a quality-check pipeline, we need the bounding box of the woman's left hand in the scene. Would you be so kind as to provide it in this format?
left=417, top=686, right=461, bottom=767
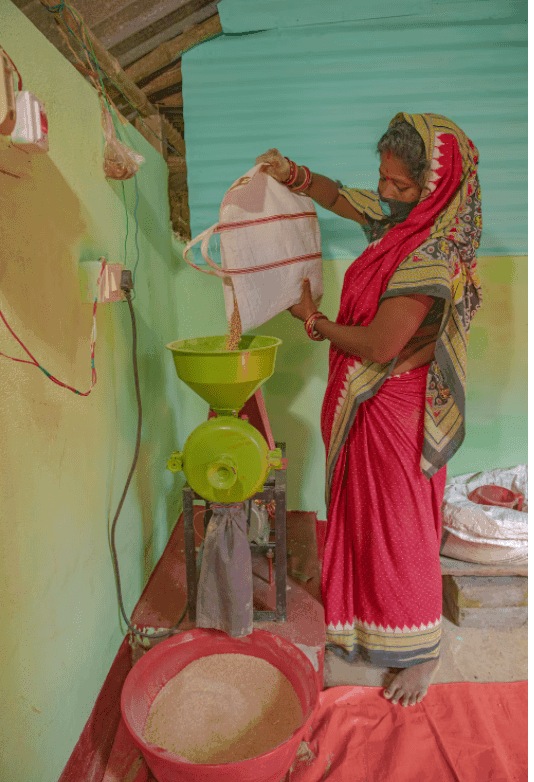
left=288, top=278, right=318, bottom=322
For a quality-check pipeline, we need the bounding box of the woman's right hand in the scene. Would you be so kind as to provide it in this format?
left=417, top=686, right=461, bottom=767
left=255, top=148, right=290, bottom=182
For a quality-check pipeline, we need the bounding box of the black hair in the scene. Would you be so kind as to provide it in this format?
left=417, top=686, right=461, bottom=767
left=376, top=120, right=428, bottom=185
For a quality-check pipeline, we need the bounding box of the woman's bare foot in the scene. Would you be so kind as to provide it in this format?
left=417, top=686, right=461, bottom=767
left=383, top=658, right=440, bottom=707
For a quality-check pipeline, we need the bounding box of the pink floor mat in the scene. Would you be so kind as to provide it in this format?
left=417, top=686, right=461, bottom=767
left=287, top=681, right=527, bottom=782
left=100, top=680, right=526, bottom=782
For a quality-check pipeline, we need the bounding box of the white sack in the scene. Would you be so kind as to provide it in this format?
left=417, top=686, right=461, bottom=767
left=440, top=465, right=528, bottom=565
left=183, top=165, right=323, bottom=333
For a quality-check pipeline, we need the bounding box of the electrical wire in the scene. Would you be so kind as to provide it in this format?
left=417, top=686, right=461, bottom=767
left=41, top=1, right=186, bottom=159
left=0, top=45, right=23, bottom=90
left=29, top=4, right=186, bottom=637
left=0, top=257, right=106, bottom=395
left=109, top=286, right=188, bottom=640
left=121, top=180, right=130, bottom=268
left=42, top=1, right=163, bottom=285
left=132, top=173, right=141, bottom=285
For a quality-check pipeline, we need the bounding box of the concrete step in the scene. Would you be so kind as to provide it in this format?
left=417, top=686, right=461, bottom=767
left=442, top=574, right=528, bottom=628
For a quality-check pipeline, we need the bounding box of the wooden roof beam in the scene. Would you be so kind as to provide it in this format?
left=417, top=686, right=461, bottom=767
left=142, top=63, right=182, bottom=97
left=41, top=0, right=171, bottom=124
left=125, top=14, right=222, bottom=85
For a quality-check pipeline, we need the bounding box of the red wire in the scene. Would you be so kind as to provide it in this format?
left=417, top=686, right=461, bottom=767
left=0, top=46, right=23, bottom=91
left=0, top=258, right=106, bottom=395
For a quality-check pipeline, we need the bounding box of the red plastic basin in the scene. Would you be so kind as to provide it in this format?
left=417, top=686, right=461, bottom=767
left=121, top=628, right=320, bottom=782
left=468, top=484, right=524, bottom=511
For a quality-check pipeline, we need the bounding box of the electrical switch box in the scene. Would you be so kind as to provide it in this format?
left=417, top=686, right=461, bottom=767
left=79, top=261, right=127, bottom=304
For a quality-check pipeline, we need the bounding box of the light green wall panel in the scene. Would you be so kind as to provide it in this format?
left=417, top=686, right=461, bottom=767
left=446, top=255, right=527, bottom=477
left=0, top=3, right=184, bottom=780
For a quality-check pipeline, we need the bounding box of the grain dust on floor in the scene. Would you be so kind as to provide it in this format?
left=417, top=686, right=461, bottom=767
left=323, top=616, right=527, bottom=688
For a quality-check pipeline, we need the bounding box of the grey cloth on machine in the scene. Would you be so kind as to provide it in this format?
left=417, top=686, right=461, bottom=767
left=196, top=503, right=253, bottom=637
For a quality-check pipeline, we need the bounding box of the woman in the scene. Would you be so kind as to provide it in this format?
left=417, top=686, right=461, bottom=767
left=256, top=113, right=482, bottom=707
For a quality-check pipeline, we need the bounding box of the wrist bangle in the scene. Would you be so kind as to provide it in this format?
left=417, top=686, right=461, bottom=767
left=291, top=165, right=312, bottom=192
left=281, top=158, right=299, bottom=187
left=305, top=311, right=328, bottom=341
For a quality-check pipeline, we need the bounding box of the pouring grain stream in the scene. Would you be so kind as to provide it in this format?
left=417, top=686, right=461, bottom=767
left=225, top=282, right=242, bottom=351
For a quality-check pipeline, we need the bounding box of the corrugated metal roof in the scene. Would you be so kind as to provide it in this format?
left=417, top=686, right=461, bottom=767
left=217, top=0, right=526, bottom=34
left=14, top=0, right=219, bottom=67
left=183, top=0, right=526, bottom=260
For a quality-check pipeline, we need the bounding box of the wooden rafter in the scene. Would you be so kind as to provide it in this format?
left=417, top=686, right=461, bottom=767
left=125, top=15, right=222, bottom=84
left=41, top=0, right=162, bottom=120
left=154, top=94, right=184, bottom=109
left=142, top=63, right=183, bottom=96
left=39, top=0, right=218, bottom=240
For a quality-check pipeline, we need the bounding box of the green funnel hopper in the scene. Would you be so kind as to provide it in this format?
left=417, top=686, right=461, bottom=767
left=166, top=335, right=282, bottom=415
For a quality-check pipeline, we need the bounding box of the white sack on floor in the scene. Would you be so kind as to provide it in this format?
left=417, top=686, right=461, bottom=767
left=440, top=465, right=528, bottom=565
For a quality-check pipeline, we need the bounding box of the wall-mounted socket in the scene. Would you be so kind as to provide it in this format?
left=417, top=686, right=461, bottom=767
left=79, top=261, right=127, bottom=303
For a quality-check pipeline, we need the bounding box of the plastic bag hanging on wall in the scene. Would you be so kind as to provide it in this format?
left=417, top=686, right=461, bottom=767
left=102, top=108, right=144, bottom=180
left=0, top=50, right=17, bottom=135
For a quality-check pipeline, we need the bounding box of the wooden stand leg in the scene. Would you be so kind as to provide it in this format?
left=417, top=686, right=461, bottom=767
left=274, top=444, right=287, bottom=622
left=182, top=485, right=197, bottom=622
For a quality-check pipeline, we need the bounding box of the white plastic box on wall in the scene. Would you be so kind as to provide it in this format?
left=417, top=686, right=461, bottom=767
left=11, top=91, right=48, bottom=154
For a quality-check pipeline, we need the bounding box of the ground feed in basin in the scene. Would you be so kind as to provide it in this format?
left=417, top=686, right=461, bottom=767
left=144, top=652, right=303, bottom=763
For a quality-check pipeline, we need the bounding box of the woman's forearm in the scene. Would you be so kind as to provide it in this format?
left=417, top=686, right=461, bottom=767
left=292, top=166, right=366, bottom=223
left=313, top=319, right=389, bottom=364
left=293, top=168, right=339, bottom=209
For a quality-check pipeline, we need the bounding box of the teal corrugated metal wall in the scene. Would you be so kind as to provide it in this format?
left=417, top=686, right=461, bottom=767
left=218, top=0, right=525, bottom=33
left=183, top=0, right=526, bottom=261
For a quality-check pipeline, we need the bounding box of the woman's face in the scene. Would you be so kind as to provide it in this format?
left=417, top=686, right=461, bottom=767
left=378, top=152, right=423, bottom=203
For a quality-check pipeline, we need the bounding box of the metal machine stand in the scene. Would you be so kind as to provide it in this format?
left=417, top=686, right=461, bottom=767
left=182, top=442, right=287, bottom=624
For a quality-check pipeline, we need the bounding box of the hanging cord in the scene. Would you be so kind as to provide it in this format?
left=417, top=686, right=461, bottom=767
left=109, top=282, right=188, bottom=640
left=132, top=174, right=141, bottom=284
left=40, top=1, right=185, bottom=159
left=43, top=1, right=149, bottom=285
left=44, top=1, right=142, bottom=290
left=0, top=45, right=23, bottom=90
left=0, top=257, right=106, bottom=395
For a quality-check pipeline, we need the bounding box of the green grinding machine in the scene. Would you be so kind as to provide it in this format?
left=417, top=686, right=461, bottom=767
left=166, top=334, right=288, bottom=628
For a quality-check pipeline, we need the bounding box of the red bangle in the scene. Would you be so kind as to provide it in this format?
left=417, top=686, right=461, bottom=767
left=305, top=311, right=328, bottom=341
left=281, top=158, right=298, bottom=186
left=291, top=165, right=312, bottom=192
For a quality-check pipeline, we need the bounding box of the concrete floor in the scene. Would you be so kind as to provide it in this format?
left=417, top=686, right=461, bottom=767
left=324, top=616, right=528, bottom=689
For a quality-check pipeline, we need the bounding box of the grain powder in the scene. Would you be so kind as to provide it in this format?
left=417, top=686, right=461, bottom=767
left=225, top=285, right=242, bottom=351
left=144, top=653, right=303, bottom=763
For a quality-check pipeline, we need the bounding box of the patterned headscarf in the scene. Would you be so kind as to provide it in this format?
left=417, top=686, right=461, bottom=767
left=322, top=113, right=483, bottom=503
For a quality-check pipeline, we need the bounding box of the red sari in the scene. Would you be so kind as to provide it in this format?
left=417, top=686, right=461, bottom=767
left=320, top=113, right=482, bottom=664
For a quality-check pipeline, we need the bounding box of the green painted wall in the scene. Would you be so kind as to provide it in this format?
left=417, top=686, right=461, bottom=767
left=0, top=4, right=186, bottom=780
